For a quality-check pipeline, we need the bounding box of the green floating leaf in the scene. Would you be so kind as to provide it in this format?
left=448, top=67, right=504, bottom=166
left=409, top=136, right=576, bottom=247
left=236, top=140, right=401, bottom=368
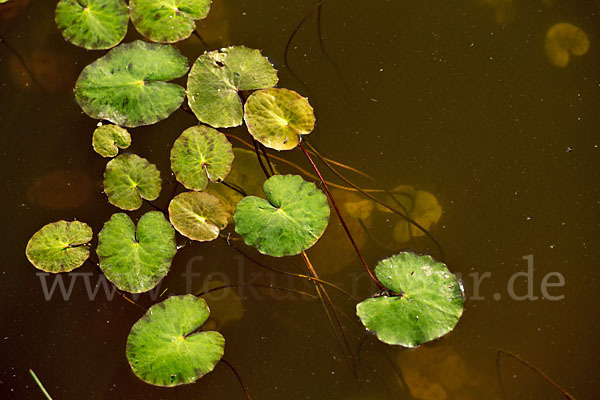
left=75, top=40, right=189, bottom=127
left=170, top=125, right=234, bottom=191
left=187, top=46, right=278, bottom=128
left=97, top=212, right=176, bottom=293
left=244, top=88, right=315, bottom=151
left=103, top=154, right=162, bottom=211
left=92, top=124, right=131, bottom=158
left=55, top=0, right=128, bottom=50
left=130, top=0, right=211, bottom=43
left=127, top=295, right=224, bottom=387
left=169, top=191, right=228, bottom=242
left=356, top=252, right=464, bottom=347
left=26, top=221, right=92, bottom=273
left=233, top=174, right=329, bottom=257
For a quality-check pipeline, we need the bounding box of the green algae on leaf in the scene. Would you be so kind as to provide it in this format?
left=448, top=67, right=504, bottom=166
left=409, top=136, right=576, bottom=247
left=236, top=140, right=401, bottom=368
left=103, top=154, right=161, bottom=210
left=170, top=125, right=234, bottom=191
left=126, top=295, right=224, bottom=386
left=92, top=124, right=131, bottom=158
left=233, top=174, right=329, bottom=257
left=55, top=0, right=128, bottom=50
left=545, top=22, right=590, bottom=67
left=244, top=88, right=315, bottom=151
left=129, top=0, right=211, bottom=44
left=97, top=212, right=176, bottom=293
left=356, top=252, right=464, bottom=347
left=26, top=221, right=92, bottom=273
left=75, top=40, right=189, bottom=127
left=168, top=191, right=228, bottom=242
left=187, top=46, right=278, bottom=128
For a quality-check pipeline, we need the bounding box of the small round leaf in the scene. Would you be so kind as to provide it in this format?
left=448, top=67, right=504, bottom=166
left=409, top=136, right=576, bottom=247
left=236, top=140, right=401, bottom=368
left=170, top=125, right=234, bottom=191
left=244, top=88, right=315, bottom=151
left=103, top=154, right=162, bottom=211
left=356, top=252, right=464, bottom=347
left=55, top=0, right=128, bottom=50
left=187, top=46, right=278, bottom=128
left=97, top=212, right=176, bottom=293
left=126, top=295, right=225, bottom=386
left=233, top=174, right=329, bottom=257
left=92, top=124, right=131, bottom=158
left=545, top=23, right=590, bottom=67
left=129, top=0, right=211, bottom=43
left=26, top=221, right=92, bottom=273
left=75, top=40, right=189, bottom=127
left=168, top=191, right=228, bottom=242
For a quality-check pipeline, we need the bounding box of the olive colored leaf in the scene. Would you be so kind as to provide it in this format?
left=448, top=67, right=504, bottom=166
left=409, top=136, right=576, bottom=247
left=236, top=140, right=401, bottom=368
left=545, top=23, right=590, bottom=67
left=129, top=0, right=211, bottom=44
left=244, top=88, right=315, bottom=151
left=55, top=0, right=128, bottom=50
left=205, top=147, right=274, bottom=221
left=168, top=191, right=228, bottom=242
left=187, top=46, right=278, bottom=128
left=170, top=125, right=234, bottom=191
left=126, top=295, right=224, bottom=387
left=233, top=174, right=329, bottom=257
left=92, top=124, right=131, bottom=158
left=103, top=154, right=162, bottom=211
left=25, top=221, right=92, bottom=273
left=356, top=252, right=464, bottom=347
left=75, top=40, right=189, bottom=127
left=97, top=212, right=176, bottom=293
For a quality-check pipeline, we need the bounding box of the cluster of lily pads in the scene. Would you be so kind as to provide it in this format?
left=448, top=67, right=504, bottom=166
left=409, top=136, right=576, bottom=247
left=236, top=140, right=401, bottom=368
left=25, top=0, right=464, bottom=390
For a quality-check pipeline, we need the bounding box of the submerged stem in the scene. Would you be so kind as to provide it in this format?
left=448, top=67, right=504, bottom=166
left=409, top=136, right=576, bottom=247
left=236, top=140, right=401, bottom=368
left=220, top=359, right=252, bottom=400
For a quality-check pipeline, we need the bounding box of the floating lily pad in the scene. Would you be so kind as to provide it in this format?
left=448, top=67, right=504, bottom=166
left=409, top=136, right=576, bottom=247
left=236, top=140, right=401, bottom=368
left=126, top=295, right=225, bottom=386
left=545, top=22, right=590, bottom=67
left=75, top=40, right=189, bottom=127
left=244, top=88, right=315, bottom=151
left=129, top=0, right=211, bottom=43
left=168, top=191, right=228, bottom=242
left=92, top=124, right=131, bottom=158
left=187, top=46, right=278, bottom=128
left=25, top=221, right=92, bottom=273
left=103, top=154, right=162, bottom=211
left=170, top=125, right=234, bottom=191
left=55, top=0, right=128, bottom=50
left=233, top=174, right=329, bottom=257
left=97, top=212, right=176, bottom=293
left=356, top=252, right=464, bottom=347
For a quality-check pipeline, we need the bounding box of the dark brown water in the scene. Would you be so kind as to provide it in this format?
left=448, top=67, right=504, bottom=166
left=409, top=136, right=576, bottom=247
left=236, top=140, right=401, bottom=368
left=2, top=0, right=599, bottom=399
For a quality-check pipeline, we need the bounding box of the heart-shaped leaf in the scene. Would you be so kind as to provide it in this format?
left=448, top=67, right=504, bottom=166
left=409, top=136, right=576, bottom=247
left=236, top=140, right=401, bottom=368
left=168, top=191, right=228, bottom=242
left=97, top=212, right=176, bottom=293
left=129, top=0, right=211, bottom=43
left=103, top=154, right=162, bottom=211
left=243, top=88, right=315, bottom=151
left=545, top=22, right=590, bottom=67
left=187, top=46, right=278, bottom=128
left=170, top=125, right=234, bottom=191
left=26, top=221, right=92, bottom=273
left=233, top=174, right=329, bottom=257
left=75, top=40, right=189, bottom=127
left=55, top=0, right=128, bottom=50
left=92, top=124, right=131, bottom=158
left=356, top=252, right=464, bottom=347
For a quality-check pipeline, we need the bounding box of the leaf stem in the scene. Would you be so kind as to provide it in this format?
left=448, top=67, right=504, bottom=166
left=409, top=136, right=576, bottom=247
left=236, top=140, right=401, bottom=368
left=220, top=359, right=252, bottom=400
left=29, top=369, right=52, bottom=400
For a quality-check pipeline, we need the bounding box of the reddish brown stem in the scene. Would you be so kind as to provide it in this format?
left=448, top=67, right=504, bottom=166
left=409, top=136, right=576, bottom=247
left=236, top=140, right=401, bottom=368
left=221, top=359, right=252, bottom=400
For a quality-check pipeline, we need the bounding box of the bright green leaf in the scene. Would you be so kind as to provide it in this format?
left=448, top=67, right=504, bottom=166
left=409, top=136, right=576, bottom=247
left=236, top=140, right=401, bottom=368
left=356, top=252, right=464, bottom=347
left=187, top=46, right=278, bottom=128
left=129, top=0, right=211, bottom=43
left=55, top=0, right=128, bottom=50
left=244, top=88, right=315, bottom=151
left=75, top=40, right=189, bottom=127
left=92, top=124, right=131, bottom=158
left=168, top=191, right=228, bottom=242
left=170, top=125, right=234, bottom=191
left=233, top=174, right=329, bottom=257
left=103, top=154, right=162, bottom=211
left=25, top=221, right=92, bottom=273
left=97, top=212, right=176, bottom=293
